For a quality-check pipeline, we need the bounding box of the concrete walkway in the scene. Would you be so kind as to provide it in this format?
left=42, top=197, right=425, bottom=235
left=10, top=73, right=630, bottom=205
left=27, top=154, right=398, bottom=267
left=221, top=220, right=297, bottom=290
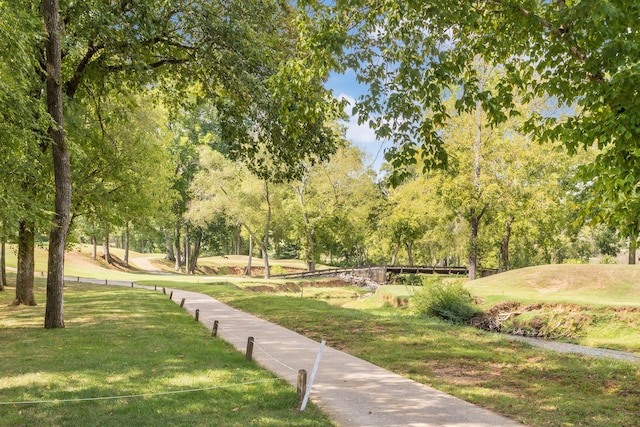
left=159, top=287, right=523, bottom=427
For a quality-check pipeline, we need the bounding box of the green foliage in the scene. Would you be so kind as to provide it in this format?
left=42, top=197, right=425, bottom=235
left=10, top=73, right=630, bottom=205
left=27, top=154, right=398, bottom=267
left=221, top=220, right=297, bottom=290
left=598, top=255, right=616, bottom=265
left=411, top=279, right=478, bottom=324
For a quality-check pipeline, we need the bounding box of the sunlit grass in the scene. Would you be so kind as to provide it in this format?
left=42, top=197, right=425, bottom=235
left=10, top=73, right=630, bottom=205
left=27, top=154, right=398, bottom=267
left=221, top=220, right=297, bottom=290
left=189, top=285, right=640, bottom=427
left=0, top=280, right=334, bottom=426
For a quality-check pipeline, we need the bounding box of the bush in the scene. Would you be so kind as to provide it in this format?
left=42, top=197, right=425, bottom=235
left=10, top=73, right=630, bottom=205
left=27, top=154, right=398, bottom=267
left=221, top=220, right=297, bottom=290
left=411, top=279, right=479, bottom=324
left=394, top=274, right=423, bottom=286
left=270, top=265, right=287, bottom=275
left=598, top=255, right=616, bottom=264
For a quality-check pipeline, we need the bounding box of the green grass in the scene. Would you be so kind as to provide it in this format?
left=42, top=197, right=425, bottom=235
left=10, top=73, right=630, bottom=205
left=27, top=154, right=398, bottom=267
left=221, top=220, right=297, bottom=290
left=468, top=264, right=640, bottom=307
left=188, top=285, right=640, bottom=427
left=0, top=278, right=334, bottom=427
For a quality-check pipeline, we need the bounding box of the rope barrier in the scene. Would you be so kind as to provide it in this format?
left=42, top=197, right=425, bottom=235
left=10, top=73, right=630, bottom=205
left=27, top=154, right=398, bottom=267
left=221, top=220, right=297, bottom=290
left=0, top=375, right=296, bottom=406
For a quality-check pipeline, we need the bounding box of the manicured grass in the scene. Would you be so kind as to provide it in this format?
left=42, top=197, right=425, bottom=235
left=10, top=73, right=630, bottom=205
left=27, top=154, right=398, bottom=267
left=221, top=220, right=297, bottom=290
left=468, top=264, right=640, bottom=307
left=0, top=279, right=334, bottom=427
left=179, top=283, right=640, bottom=427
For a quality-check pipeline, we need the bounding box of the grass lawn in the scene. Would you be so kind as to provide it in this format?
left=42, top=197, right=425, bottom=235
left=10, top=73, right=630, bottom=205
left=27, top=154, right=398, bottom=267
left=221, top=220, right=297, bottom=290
left=0, top=278, right=334, bottom=427
left=164, top=281, right=640, bottom=427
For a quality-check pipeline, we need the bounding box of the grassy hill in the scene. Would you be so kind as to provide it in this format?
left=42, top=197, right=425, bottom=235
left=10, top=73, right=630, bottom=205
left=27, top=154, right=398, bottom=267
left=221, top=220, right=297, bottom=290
left=467, top=264, right=640, bottom=307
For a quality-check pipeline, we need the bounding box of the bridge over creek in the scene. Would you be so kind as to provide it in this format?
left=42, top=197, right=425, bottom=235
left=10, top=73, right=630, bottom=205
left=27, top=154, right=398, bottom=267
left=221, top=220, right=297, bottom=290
left=272, top=265, right=498, bottom=284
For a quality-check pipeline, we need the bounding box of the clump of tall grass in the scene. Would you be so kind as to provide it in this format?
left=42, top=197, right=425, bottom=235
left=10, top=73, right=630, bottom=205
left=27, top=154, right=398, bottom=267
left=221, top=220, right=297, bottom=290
left=411, top=278, right=479, bottom=324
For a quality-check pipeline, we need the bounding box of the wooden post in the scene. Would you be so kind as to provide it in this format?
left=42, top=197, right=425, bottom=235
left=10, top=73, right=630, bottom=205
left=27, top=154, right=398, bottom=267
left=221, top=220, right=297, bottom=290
left=154, top=284, right=157, bottom=291
left=297, top=369, right=307, bottom=406
left=77, top=276, right=80, bottom=282
left=169, top=291, right=173, bottom=299
left=245, top=337, right=254, bottom=361
left=162, top=287, right=166, bottom=294
left=180, top=298, right=185, bottom=308
left=195, top=309, right=200, bottom=321
left=131, top=282, right=134, bottom=288
left=212, top=320, right=219, bottom=337
left=105, top=279, right=108, bottom=285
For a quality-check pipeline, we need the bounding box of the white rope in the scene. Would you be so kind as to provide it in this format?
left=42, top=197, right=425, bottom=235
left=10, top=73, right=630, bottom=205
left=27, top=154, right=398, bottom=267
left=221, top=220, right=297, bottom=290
left=0, top=375, right=296, bottom=406
left=253, top=342, right=297, bottom=372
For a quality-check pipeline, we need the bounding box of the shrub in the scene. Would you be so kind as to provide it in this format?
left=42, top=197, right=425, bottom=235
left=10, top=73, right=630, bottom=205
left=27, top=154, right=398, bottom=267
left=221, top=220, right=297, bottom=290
left=394, top=274, right=423, bottom=286
left=598, top=255, right=616, bottom=264
left=411, top=279, right=479, bottom=324
left=270, top=265, right=287, bottom=275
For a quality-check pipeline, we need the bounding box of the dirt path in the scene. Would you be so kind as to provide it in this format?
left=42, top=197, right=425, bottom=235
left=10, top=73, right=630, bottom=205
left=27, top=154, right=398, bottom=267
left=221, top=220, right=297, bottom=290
left=130, top=257, right=166, bottom=273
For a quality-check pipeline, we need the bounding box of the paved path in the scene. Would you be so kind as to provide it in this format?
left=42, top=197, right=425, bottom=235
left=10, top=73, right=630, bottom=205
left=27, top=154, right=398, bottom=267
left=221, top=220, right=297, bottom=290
left=159, top=287, right=523, bottom=427
left=507, top=335, right=640, bottom=363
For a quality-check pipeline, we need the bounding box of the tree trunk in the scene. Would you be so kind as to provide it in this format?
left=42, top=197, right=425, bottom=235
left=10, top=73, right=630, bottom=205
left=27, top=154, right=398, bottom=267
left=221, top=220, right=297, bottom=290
left=43, top=0, right=69, bottom=328
left=189, top=228, right=201, bottom=274
left=0, top=238, right=6, bottom=291
left=184, top=223, right=190, bottom=275
left=263, top=181, right=271, bottom=279
left=124, top=222, right=129, bottom=267
left=14, top=221, right=36, bottom=306
left=174, top=226, right=182, bottom=271
left=499, top=215, right=514, bottom=272
left=235, top=225, right=242, bottom=255
left=629, top=240, right=637, bottom=265
left=245, top=233, right=253, bottom=276
left=103, top=232, right=112, bottom=264
left=164, top=229, right=175, bottom=262
left=391, top=242, right=400, bottom=266
left=91, top=236, right=97, bottom=259
left=468, top=209, right=486, bottom=281
left=406, top=242, right=414, bottom=266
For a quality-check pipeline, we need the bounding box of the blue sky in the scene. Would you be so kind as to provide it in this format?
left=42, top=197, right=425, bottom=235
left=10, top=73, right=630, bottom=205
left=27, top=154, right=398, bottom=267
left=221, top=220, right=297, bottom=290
left=326, top=70, right=391, bottom=172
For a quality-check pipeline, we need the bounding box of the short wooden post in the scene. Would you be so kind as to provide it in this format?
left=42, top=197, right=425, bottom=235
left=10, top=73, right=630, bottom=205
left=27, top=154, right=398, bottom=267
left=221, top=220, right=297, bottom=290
left=162, top=287, right=166, bottom=294
left=154, top=285, right=157, bottom=291
left=131, top=282, right=134, bottom=288
left=245, top=337, right=254, bottom=361
left=212, top=320, right=219, bottom=337
left=169, top=291, right=173, bottom=299
left=297, top=369, right=307, bottom=406
left=195, top=309, right=200, bottom=322
left=180, top=298, right=185, bottom=308
left=105, top=279, right=108, bottom=285
left=77, top=276, right=80, bottom=282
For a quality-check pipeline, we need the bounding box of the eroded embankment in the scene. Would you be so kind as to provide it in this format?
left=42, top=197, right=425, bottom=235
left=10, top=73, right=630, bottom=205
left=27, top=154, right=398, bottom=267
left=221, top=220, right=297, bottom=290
left=470, top=300, right=640, bottom=350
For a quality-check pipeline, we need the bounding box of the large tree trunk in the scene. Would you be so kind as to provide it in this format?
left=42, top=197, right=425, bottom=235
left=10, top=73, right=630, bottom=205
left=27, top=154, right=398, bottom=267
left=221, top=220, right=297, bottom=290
left=629, top=240, right=637, bottom=265
left=174, top=226, right=182, bottom=271
left=124, top=222, right=129, bottom=267
left=44, top=0, right=69, bottom=329
left=499, top=215, right=514, bottom=272
left=14, top=221, right=36, bottom=306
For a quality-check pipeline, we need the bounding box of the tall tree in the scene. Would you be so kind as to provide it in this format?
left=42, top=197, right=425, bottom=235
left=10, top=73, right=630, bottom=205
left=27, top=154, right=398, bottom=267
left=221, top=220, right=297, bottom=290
left=43, top=0, right=70, bottom=328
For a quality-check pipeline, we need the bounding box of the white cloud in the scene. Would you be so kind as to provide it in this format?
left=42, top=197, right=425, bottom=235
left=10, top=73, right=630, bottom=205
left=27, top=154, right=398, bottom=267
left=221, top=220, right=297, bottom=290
left=337, top=93, right=378, bottom=145
left=336, top=93, right=390, bottom=171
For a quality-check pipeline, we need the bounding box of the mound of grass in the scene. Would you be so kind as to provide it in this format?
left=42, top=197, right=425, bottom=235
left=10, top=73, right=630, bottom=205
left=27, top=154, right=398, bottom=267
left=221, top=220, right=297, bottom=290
left=0, top=280, right=333, bottom=426
left=467, top=264, right=640, bottom=307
